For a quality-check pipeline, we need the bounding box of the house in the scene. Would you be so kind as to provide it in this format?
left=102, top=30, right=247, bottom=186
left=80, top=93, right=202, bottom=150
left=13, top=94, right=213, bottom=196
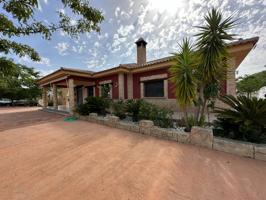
left=37, top=37, right=259, bottom=114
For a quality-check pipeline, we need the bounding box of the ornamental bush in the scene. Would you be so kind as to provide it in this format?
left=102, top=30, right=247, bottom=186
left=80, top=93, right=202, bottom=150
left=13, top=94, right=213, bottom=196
left=112, top=100, right=127, bottom=119
left=76, top=103, right=90, bottom=115
left=214, top=95, right=266, bottom=143
left=125, top=99, right=144, bottom=122
left=77, top=96, right=110, bottom=116
left=138, top=101, right=173, bottom=128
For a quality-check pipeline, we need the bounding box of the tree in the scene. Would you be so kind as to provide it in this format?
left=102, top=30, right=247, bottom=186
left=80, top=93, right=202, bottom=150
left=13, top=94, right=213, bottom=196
left=195, top=8, right=236, bottom=122
left=169, top=39, right=198, bottom=128
left=237, top=70, right=266, bottom=97
left=0, top=0, right=104, bottom=75
left=170, top=8, right=236, bottom=124
left=0, top=63, right=41, bottom=104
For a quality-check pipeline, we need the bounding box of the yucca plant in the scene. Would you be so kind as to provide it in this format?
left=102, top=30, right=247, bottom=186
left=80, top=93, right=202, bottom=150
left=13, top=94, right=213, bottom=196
left=214, top=95, right=266, bottom=143
left=195, top=8, right=236, bottom=122
left=169, top=38, right=198, bottom=128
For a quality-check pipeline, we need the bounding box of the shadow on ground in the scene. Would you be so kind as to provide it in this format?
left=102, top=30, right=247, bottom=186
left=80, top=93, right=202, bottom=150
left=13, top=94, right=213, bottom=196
left=0, top=107, right=63, bottom=131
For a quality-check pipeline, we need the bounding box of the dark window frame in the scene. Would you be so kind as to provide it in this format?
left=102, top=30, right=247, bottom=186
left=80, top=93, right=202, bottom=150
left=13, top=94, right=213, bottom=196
left=87, top=86, right=94, bottom=97
left=143, top=79, right=164, bottom=98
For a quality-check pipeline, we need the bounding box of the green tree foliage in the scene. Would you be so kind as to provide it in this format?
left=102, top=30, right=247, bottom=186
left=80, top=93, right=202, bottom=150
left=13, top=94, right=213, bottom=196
left=237, top=70, right=266, bottom=97
left=214, top=95, right=266, bottom=143
left=170, top=8, right=236, bottom=124
left=0, top=63, right=41, bottom=103
left=169, top=38, right=198, bottom=128
left=0, top=0, right=104, bottom=75
left=195, top=8, right=236, bottom=121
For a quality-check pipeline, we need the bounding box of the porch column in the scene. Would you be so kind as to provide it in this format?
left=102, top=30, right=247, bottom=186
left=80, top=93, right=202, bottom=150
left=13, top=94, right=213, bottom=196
left=68, top=78, right=75, bottom=114
left=226, top=58, right=237, bottom=97
left=52, top=84, right=58, bottom=109
left=118, top=73, right=124, bottom=99
left=127, top=73, right=133, bottom=99
left=42, top=87, right=48, bottom=108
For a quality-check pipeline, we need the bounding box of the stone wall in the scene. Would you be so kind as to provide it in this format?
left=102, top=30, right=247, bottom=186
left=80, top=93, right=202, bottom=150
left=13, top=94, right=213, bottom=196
left=76, top=113, right=266, bottom=162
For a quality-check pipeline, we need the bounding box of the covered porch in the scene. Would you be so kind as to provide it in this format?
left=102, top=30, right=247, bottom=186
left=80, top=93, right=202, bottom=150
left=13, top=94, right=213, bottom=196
left=38, top=68, right=94, bottom=114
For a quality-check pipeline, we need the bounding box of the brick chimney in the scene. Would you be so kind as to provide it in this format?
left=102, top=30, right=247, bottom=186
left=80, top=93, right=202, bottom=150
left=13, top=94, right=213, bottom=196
left=135, top=37, right=147, bottom=65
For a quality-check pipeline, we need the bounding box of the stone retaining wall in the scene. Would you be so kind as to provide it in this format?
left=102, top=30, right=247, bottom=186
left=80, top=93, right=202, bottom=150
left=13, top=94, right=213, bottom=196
left=77, top=113, right=266, bottom=162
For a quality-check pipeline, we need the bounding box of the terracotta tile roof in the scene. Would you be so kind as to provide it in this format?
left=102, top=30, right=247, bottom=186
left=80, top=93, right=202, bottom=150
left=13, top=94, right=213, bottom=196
left=60, top=67, right=94, bottom=74
left=128, top=37, right=259, bottom=68
left=38, top=37, right=259, bottom=83
left=227, top=36, right=259, bottom=47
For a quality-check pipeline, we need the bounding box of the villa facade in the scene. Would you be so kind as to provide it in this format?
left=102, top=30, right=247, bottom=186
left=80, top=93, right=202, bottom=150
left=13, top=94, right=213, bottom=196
left=37, top=37, right=259, bottom=114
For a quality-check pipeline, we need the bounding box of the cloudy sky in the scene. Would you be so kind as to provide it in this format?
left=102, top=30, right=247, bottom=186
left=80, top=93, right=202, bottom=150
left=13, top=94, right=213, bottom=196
left=8, top=0, right=266, bottom=77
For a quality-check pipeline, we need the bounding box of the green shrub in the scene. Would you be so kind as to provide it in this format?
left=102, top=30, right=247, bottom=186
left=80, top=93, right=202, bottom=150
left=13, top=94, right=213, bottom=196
left=76, top=96, right=110, bottom=115
left=138, top=101, right=173, bottom=128
left=76, top=103, right=90, bottom=115
left=176, top=115, right=205, bottom=132
left=185, top=116, right=197, bottom=132
left=125, top=99, right=143, bottom=122
left=86, top=96, right=110, bottom=115
left=112, top=100, right=127, bottom=119
left=155, top=107, right=173, bottom=128
left=214, top=95, right=266, bottom=143
left=138, top=100, right=154, bottom=120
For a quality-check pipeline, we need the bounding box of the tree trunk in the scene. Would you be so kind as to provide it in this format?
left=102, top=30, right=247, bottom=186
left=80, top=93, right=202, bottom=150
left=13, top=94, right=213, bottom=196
left=184, top=106, right=188, bottom=125
left=196, top=85, right=204, bottom=122
left=199, top=97, right=207, bottom=123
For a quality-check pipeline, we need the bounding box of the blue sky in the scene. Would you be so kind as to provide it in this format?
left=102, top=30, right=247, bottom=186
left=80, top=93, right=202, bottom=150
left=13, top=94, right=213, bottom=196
left=7, top=0, right=266, bottom=77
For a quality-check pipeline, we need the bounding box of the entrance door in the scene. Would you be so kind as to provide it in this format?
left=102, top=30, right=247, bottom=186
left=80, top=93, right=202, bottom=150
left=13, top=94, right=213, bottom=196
left=87, top=86, right=94, bottom=97
left=75, top=86, right=83, bottom=106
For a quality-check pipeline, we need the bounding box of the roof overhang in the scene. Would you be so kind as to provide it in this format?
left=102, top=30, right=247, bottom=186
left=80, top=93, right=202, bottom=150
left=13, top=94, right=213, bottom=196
left=227, top=37, right=259, bottom=68
left=37, top=68, right=92, bottom=86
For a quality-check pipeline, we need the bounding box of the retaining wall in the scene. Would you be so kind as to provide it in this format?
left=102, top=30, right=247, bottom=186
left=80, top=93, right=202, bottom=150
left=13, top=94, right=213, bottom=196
left=77, top=113, right=266, bottom=162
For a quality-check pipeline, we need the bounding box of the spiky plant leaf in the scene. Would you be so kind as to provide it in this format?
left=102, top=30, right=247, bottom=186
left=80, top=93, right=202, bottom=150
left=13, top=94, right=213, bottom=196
left=196, top=8, right=236, bottom=83
left=169, top=38, right=198, bottom=108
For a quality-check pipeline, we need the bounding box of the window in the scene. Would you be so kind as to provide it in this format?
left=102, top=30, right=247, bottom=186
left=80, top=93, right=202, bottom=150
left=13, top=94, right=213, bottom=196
left=144, top=80, right=164, bottom=97
left=87, top=86, right=94, bottom=97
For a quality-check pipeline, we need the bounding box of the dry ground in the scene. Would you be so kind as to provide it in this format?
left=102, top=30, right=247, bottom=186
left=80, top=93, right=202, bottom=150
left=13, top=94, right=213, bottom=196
left=0, top=107, right=266, bottom=200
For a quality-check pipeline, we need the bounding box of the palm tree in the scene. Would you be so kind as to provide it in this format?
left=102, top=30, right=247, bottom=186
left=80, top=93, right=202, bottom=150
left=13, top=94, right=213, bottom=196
left=170, top=38, right=198, bottom=127
left=195, top=8, right=236, bottom=122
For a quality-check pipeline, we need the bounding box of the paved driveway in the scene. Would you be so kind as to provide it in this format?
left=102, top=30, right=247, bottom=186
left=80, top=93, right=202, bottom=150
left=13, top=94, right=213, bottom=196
left=0, top=107, right=266, bottom=200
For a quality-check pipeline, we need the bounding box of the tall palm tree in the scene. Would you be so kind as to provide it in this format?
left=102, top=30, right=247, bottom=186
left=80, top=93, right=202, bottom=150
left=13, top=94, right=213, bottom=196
left=195, top=8, right=236, bottom=121
left=170, top=39, right=198, bottom=126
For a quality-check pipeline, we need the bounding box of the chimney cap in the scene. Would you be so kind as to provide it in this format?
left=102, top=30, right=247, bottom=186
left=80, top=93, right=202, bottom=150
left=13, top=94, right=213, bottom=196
left=135, top=37, right=147, bottom=46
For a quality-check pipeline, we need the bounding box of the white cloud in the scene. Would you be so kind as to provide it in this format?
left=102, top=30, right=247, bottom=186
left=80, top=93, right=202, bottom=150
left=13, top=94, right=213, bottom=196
left=38, top=57, right=51, bottom=66
left=117, top=25, right=134, bottom=37
left=37, top=0, right=42, bottom=11
left=94, top=42, right=100, bottom=47
left=129, top=0, right=134, bottom=7
left=18, top=56, right=51, bottom=67
left=55, top=42, right=69, bottom=56
left=58, top=8, right=65, bottom=14
left=115, top=7, right=120, bottom=17
left=39, top=69, right=54, bottom=76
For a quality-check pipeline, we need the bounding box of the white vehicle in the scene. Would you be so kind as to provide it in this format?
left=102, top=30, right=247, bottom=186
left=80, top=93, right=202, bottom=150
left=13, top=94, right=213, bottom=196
left=0, top=98, right=12, bottom=106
